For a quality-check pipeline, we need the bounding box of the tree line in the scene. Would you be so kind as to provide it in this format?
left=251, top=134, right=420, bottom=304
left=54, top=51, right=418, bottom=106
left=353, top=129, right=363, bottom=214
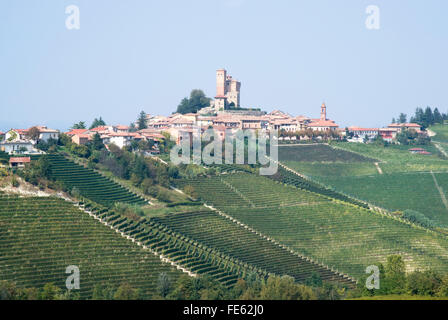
left=392, top=106, right=447, bottom=128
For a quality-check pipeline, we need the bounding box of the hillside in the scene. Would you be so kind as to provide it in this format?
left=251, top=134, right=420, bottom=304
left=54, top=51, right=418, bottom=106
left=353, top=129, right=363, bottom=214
left=0, top=192, right=182, bottom=298
left=179, top=173, right=448, bottom=279
left=278, top=143, right=448, bottom=228
left=46, top=154, right=147, bottom=207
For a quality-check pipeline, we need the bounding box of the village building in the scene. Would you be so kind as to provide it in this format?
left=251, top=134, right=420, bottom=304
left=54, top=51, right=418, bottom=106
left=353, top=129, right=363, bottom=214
left=379, top=128, right=399, bottom=142
left=0, top=140, right=35, bottom=154
left=5, top=129, right=29, bottom=141
left=307, top=103, right=339, bottom=131
left=347, top=127, right=379, bottom=141
left=9, top=157, right=31, bottom=168
left=34, top=126, right=60, bottom=142
left=113, top=125, right=130, bottom=133
left=388, top=123, right=422, bottom=133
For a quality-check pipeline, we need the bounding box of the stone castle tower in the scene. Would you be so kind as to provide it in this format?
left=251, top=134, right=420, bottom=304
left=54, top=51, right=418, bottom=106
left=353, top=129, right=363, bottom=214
left=214, top=69, right=241, bottom=111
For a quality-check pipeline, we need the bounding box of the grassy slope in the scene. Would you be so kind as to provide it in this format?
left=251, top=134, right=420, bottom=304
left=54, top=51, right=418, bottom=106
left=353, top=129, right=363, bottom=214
left=430, top=124, right=448, bottom=143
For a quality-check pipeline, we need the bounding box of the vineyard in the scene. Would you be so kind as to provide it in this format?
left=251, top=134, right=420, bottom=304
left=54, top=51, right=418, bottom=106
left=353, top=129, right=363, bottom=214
left=0, top=193, right=181, bottom=298
left=330, top=142, right=448, bottom=173
left=46, top=154, right=147, bottom=207
left=151, top=210, right=354, bottom=286
left=283, top=162, right=379, bottom=178
left=269, top=166, right=369, bottom=208
left=179, top=173, right=448, bottom=279
left=80, top=194, right=354, bottom=286
left=320, top=172, right=448, bottom=227
left=278, top=144, right=375, bottom=163
left=431, top=125, right=448, bottom=143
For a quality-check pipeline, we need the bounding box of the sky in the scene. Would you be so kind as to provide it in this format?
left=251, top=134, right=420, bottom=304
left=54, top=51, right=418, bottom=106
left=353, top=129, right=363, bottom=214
left=0, top=0, right=447, bottom=131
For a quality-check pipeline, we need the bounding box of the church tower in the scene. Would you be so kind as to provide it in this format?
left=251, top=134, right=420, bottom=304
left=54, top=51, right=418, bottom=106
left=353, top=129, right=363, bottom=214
left=320, top=103, right=327, bottom=121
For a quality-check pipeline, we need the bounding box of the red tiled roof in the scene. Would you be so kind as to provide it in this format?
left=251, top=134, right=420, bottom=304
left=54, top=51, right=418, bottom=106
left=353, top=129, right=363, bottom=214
left=348, top=127, right=379, bottom=131
left=9, top=157, right=31, bottom=163
left=12, top=129, right=29, bottom=134
left=66, top=129, right=88, bottom=136
left=307, top=120, right=339, bottom=127
left=409, top=148, right=425, bottom=151
left=114, top=125, right=129, bottom=130
left=89, top=126, right=110, bottom=132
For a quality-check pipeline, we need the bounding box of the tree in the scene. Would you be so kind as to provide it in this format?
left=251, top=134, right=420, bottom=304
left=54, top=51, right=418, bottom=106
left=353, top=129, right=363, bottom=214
left=39, top=283, right=62, bottom=300
left=91, top=133, right=105, bottom=151
left=398, top=113, right=407, bottom=124
left=391, top=118, right=396, bottom=124
left=433, top=108, right=443, bottom=124
left=424, top=107, right=434, bottom=127
left=176, top=89, right=211, bottom=114
left=157, top=272, right=171, bottom=298
left=71, top=121, right=86, bottom=129
left=384, top=255, right=406, bottom=294
left=137, top=111, right=148, bottom=130
left=129, top=122, right=137, bottom=132
left=26, top=126, right=41, bottom=142
left=113, top=282, right=141, bottom=300
left=89, top=117, right=106, bottom=129
left=259, top=276, right=316, bottom=300
left=407, top=270, right=442, bottom=296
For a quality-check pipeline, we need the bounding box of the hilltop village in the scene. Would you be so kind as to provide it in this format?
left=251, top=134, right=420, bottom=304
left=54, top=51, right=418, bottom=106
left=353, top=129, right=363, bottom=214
left=0, top=69, right=429, bottom=158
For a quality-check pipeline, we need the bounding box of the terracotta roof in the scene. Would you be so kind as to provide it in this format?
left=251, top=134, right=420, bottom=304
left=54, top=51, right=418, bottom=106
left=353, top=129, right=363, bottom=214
left=66, top=129, right=88, bottom=136
left=9, top=157, right=31, bottom=163
left=89, top=126, right=110, bottom=132
left=307, top=120, right=339, bottom=127
left=409, top=148, right=425, bottom=151
left=348, top=127, right=379, bottom=131
left=33, top=126, right=59, bottom=133
left=12, top=129, right=29, bottom=134
left=388, top=123, right=421, bottom=128
left=114, top=125, right=129, bottom=130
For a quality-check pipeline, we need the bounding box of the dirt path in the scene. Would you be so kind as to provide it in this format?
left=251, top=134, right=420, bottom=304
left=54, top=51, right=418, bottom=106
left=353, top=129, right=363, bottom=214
left=430, top=171, right=448, bottom=211
left=434, top=142, right=448, bottom=158
left=374, top=162, right=383, bottom=174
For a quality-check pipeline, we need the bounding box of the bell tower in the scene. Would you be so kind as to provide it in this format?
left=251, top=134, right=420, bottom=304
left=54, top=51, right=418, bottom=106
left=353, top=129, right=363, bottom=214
left=320, top=102, right=327, bottom=121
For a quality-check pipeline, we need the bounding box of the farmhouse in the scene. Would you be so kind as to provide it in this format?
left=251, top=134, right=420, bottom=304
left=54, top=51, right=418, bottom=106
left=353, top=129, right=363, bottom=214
left=9, top=157, right=31, bottom=168
left=378, top=128, right=398, bottom=142
left=34, top=126, right=60, bottom=142
left=348, top=127, right=379, bottom=140
left=0, top=140, right=35, bottom=154
left=388, top=123, right=422, bottom=133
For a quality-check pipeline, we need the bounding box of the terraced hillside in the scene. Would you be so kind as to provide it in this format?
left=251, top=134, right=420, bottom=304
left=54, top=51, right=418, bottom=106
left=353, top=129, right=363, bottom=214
left=46, top=154, right=146, bottom=206
left=151, top=210, right=354, bottom=286
left=80, top=199, right=354, bottom=287
left=0, top=193, right=181, bottom=298
left=179, top=173, right=448, bottom=279
left=83, top=202, right=245, bottom=288
left=320, top=172, right=448, bottom=227
left=278, top=144, right=375, bottom=163
left=330, top=142, right=448, bottom=174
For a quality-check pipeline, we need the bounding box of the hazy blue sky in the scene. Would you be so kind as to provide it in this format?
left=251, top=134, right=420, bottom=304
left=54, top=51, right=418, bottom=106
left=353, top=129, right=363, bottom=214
left=1, top=0, right=447, bottom=131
